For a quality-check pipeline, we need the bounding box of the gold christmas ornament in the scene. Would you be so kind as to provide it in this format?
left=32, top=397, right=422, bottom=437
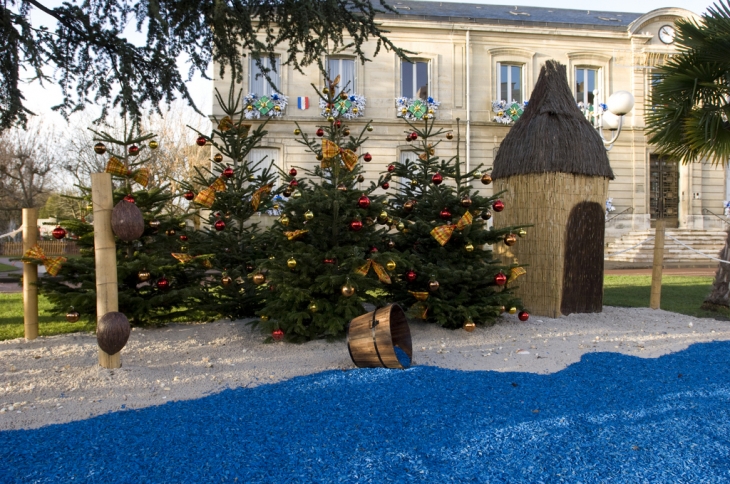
left=337, top=183, right=347, bottom=192
left=343, top=128, right=350, bottom=136
left=246, top=105, right=253, bottom=111
left=404, top=200, right=415, bottom=212
left=222, top=275, right=232, bottom=286
left=66, top=308, right=80, bottom=323
left=366, top=125, right=373, bottom=132
left=260, top=315, right=270, bottom=321
left=274, top=105, right=281, bottom=112
left=292, top=190, right=302, bottom=198
left=280, top=215, right=290, bottom=226
left=149, top=140, right=159, bottom=150
left=397, top=222, right=405, bottom=231
left=481, top=174, right=493, bottom=185
left=401, top=107, right=408, bottom=115
left=378, top=211, right=388, bottom=223
left=308, top=302, right=318, bottom=312
left=353, top=107, right=359, bottom=114
left=316, top=153, right=324, bottom=161
left=287, top=257, right=297, bottom=269
left=465, top=243, right=475, bottom=252
left=253, top=273, right=266, bottom=285
left=509, top=307, right=517, bottom=314
left=304, top=210, right=314, bottom=220
left=518, top=229, right=527, bottom=238
left=324, top=108, right=331, bottom=114
left=460, top=196, right=472, bottom=208
left=357, top=175, right=365, bottom=183
left=322, top=87, right=330, bottom=94
left=463, top=321, right=476, bottom=332
left=504, top=233, right=517, bottom=246
left=327, top=116, right=335, bottom=122
left=386, top=260, right=396, bottom=271
left=410, top=179, right=418, bottom=186
left=138, top=270, right=151, bottom=282
left=429, top=280, right=440, bottom=292
left=214, top=153, right=223, bottom=163
left=248, top=174, right=256, bottom=181
left=340, top=91, right=348, bottom=100
left=446, top=132, right=454, bottom=140
left=341, top=284, right=355, bottom=297
left=473, top=170, right=482, bottom=179
left=294, top=128, right=301, bottom=135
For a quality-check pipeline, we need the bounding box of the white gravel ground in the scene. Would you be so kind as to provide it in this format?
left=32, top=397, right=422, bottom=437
left=1, top=306, right=729, bottom=431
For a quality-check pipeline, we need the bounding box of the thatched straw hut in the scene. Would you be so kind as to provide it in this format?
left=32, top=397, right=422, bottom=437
left=492, top=60, right=613, bottom=318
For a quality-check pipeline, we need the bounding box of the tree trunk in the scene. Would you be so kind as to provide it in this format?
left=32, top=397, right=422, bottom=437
left=702, top=227, right=730, bottom=309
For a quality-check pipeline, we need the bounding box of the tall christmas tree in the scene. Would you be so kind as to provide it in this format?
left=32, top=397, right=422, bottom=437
left=257, top=78, right=409, bottom=342
left=387, top=116, right=527, bottom=329
left=185, top=86, right=282, bottom=320
left=38, top=121, right=210, bottom=326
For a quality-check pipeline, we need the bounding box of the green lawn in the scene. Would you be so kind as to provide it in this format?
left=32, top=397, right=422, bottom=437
left=603, top=275, right=730, bottom=319
left=0, top=262, right=19, bottom=272
left=0, top=293, right=95, bottom=341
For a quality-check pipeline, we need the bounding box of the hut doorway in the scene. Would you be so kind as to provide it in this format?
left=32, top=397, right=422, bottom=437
left=561, top=201, right=605, bottom=315
left=649, top=154, right=679, bottom=228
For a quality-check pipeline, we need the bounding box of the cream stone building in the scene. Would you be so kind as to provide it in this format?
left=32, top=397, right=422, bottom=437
left=213, top=1, right=723, bottom=249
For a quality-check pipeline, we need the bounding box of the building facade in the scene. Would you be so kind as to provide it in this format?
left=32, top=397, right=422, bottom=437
left=212, top=1, right=717, bottom=239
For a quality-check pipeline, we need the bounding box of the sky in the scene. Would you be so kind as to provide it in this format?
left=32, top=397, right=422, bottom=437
left=19, top=0, right=715, bottom=128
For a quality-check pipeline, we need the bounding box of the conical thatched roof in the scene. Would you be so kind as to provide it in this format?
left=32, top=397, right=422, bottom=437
left=492, top=60, right=614, bottom=180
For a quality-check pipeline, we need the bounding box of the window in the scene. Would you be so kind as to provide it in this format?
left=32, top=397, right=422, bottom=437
left=497, top=63, right=522, bottom=102
left=575, top=67, right=598, bottom=104
left=401, top=61, right=429, bottom=100
left=250, top=56, right=281, bottom=96
left=398, top=150, right=421, bottom=194
left=248, top=148, right=280, bottom=187
left=328, top=58, right=356, bottom=93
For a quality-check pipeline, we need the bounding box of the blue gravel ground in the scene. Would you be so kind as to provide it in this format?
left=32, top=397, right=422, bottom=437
left=2, top=341, right=729, bottom=483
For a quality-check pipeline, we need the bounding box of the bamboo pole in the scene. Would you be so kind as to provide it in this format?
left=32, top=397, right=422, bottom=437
left=22, top=208, right=39, bottom=340
left=91, top=173, right=121, bottom=369
left=650, top=219, right=666, bottom=310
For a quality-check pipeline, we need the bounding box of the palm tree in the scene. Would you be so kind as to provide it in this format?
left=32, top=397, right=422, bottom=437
left=646, top=1, right=730, bottom=309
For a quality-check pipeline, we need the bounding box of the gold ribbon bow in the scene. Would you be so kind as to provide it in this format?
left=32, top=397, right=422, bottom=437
left=105, top=157, right=150, bottom=187
left=430, top=211, right=473, bottom=246
left=218, top=117, right=251, bottom=138
left=251, top=184, right=273, bottom=211
left=194, top=177, right=227, bottom=208
left=283, top=229, right=308, bottom=241
left=354, top=259, right=392, bottom=284
left=411, top=302, right=429, bottom=320
left=22, top=244, right=67, bottom=277
left=409, top=290, right=429, bottom=301
left=321, top=140, right=358, bottom=171
left=508, top=266, right=526, bottom=284
left=171, top=253, right=214, bottom=268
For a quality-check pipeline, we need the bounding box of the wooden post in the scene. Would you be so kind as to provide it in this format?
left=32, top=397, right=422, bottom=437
left=650, top=219, right=666, bottom=310
left=91, top=173, right=121, bottom=369
left=22, top=208, right=39, bottom=340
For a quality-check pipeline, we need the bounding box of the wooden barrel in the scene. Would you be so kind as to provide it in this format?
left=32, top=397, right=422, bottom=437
left=347, top=304, right=413, bottom=369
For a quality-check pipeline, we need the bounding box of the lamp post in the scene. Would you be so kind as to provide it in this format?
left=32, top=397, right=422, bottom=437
left=594, top=90, right=635, bottom=151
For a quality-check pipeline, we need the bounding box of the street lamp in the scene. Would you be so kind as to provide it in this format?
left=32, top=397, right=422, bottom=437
left=596, top=90, right=635, bottom=151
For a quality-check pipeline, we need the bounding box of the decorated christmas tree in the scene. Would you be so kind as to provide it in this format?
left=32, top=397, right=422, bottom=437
left=37, top=122, right=210, bottom=326
left=184, top=86, right=282, bottom=320
left=257, top=78, right=408, bottom=342
left=387, top=116, right=527, bottom=329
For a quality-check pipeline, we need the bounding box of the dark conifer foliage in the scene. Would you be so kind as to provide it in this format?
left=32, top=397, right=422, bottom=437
left=388, top=118, right=525, bottom=329
left=1, top=0, right=407, bottom=132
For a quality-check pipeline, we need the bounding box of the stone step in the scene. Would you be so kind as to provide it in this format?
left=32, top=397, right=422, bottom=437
left=604, top=229, right=727, bottom=263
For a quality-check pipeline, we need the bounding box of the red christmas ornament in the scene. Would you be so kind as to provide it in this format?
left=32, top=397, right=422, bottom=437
left=289, top=168, right=297, bottom=177
left=387, top=164, right=395, bottom=172
left=316, top=128, right=324, bottom=137
left=432, top=173, right=443, bottom=185
left=518, top=311, right=530, bottom=322
left=123, top=194, right=135, bottom=203
left=223, top=167, right=234, bottom=178
left=492, top=200, right=505, bottom=212
left=179, top=234, right=188, bottom=241
left=272, top=329, right=285, bottom=341
left=289, top=179, right=298, bottom=187
left=323, top=258, right=336, bottom=265
left=196, top=136, right=207, bottom=146
left=350, top=220, right=363, bottom=232
left=214, top=220, right=226, bottom=231
left=410, top=131, right=418, bottom=140
left=494, top=272, right=507, bottom=286
left=439, top=208, right=452, bottom=220
left=156, top=277, right=169, bottom=290
left=184, top=190, right=195, bottom=201
left=335, top=120, right=342, bottom=128
left=381, top=182, right=390, bottom=190
left=128, top=145, right=139, bottom=156
left=357, top=195, right=371, bottom=209
left=363, top=153, right=372, bottom=162
left=52, top=226, right=67, bottom=240
left=406, top=270, right=417, bottom=282
left=370, top=246, right=378, bottom=253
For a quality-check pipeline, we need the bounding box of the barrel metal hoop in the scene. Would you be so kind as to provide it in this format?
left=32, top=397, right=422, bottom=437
left=370, top=307, right=386, bottom=367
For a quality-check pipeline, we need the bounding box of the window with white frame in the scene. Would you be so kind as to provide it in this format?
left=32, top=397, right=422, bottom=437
left=250, top=56, right=281, bottom=96
left=497, top=63, right=523, bottom=103
left=398, top=149, right=421, bottom=194
left=575, top=67, right=599, bottom=104
left=328, top=57, right=356, bottom=93
left=248, top=148, right=280, bottom=187
left=401, top=61, right=429, bottom=100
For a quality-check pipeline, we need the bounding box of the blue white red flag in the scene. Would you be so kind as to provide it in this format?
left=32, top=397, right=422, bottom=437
left=298, top=97, right=309, bottom=110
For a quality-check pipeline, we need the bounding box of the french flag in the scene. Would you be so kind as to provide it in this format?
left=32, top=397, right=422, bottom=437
left=298, top=97, right=309, bottom=110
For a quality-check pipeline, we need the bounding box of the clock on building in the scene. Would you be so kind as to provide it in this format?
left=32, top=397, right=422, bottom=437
left=658, top=25, right=676, bottom=44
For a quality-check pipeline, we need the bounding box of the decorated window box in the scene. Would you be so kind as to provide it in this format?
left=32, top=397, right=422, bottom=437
left=244, top=93, right=288, bottom=119
left=319, top=93, right=366, bottom=119
left=396, top=97, right=439, bottom=121
left=492, top=100, right=528, bottom=125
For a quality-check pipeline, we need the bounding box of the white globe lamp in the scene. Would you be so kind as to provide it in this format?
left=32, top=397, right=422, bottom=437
left=606, top=90, right=635, bottom=116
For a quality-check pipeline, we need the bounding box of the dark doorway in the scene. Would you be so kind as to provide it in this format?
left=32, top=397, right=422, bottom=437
left=649, top=154, right=680, bottom=228
left=561, top=201, right=605, bottom=315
